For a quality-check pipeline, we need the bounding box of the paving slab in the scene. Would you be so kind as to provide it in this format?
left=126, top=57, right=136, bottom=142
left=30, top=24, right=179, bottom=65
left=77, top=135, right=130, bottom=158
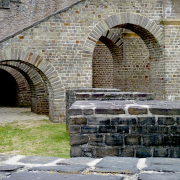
left=28, top=165, right=89, bottom=173
left=0, top=172, right=8, bottom=179
left=0, top=155, right=14, bottom=163
left=139, top=173, right=180, bottom=180
left=18, top=156, right=60, bottom=164
left=143, top=158, right=180, bottom=172
left=56, top=157, right=98, bottom=165
left=0, top=165, right=24, bottom=171
left=6, top=171, right=122, bottom=180
left=94, top=156, right=139, bottom=174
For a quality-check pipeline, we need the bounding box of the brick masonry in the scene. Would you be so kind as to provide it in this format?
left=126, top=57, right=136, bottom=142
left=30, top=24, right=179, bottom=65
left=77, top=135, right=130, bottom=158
left=0, top=0, right=179, bottom=122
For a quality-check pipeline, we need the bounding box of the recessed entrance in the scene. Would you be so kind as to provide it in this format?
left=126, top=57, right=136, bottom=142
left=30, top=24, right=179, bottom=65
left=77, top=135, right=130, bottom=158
left=0, top=69, right=17, bottom=107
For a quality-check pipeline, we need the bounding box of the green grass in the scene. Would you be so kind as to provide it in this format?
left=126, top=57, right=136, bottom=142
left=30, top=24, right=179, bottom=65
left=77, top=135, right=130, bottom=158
left=0, top=120, right=70, bottom=158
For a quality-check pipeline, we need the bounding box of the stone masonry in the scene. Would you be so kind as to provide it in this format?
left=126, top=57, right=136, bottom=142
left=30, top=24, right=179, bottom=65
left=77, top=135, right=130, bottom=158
left=0, top=0, right=179, bottom=122
left=69, top=92, right=180, bottom=158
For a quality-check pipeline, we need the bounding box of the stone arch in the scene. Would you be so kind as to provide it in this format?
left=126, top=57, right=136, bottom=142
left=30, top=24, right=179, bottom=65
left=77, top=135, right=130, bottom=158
left=0, top=48, right=62, bottom=122
left=84, top=13, right=164, bottom=99
left=0, top=65, right=31, bottom=107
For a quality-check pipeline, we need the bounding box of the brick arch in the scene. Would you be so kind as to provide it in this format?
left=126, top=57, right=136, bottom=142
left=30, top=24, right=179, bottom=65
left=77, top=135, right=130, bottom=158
left=0, top=65, right=31, bottom=107
left=0, top=48, right=62, bottom=122
left=85, top=13, right=164, bottom=99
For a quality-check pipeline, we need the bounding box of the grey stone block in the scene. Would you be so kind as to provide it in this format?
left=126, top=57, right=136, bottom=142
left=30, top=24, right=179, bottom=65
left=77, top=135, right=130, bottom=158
left=3, top=0, right=10, bottom=8
left=139, top=173, right=180, bottom=180
left=70, top=125, right=81, bottom=134
left=70, top=135, right=88, bottom=146
left=138, top=117, right=155, bottom=125
left=105, top=134, right=123, bottom=146
left=117, top=126, right=129, bottom=134
left=158, top=117, right=175, bottom=125
left=143, top=135, right=163, bottom=146
left=120, top=147, right=134, bottom=157
left=90, top=134, right=103, bottom=145
left=153, top=148, right=168, bottom=157
left=18, top=156, right=60, bottom=164
left=136, top=147, right=152, bottom=158
left=56, top=157, right=96, bottom=165
left=81, top=126, right=97, bottom=134
left=111, top=117, right=136, bottom=125
left=70, top=117, right=87, bottom=125
left=99, top=125, right=116, bottom=133
left=96, top=148, right=119, bottom=158
left=88, top=117, right=110, bottom=125
left=142, top=158, right=180, bottom=172
left=70, top=146, right=82, bottom=157
left=128, top=106, right=147, bottom=115
left=125, top=135, right=141, bottom=145
left=95, top=156, right=139, bottom=174
left=0, top=165, right=24, bottom=171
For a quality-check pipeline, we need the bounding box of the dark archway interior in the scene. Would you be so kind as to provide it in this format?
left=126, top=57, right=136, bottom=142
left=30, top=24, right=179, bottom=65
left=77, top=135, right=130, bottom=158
left=0, top=69, right=17, bottom=106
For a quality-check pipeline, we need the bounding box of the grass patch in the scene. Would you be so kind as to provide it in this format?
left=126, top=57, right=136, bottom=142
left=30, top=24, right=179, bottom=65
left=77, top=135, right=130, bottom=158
left=0, top=120, right=70, bottom=158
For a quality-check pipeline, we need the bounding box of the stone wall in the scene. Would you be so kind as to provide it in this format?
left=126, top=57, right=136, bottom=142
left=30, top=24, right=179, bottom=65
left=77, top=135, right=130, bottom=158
left=69, top=98, right=180, bottom=158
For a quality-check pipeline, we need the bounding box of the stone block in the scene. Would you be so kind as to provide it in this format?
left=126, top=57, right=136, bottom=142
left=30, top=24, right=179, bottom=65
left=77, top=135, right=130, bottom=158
left=120, top=147, right=134, bottom=157
left=90, top=134, right=103, bottom=145
left=153, top=148, right=168, bottom=157
left=149, top=108, right=180, bottom=115
left=70, top=117, right=87, bottom=125
left=70, top=135, right=88, bottom=146
left=125, top=135, right=141, bottom=145
left=169, top=148, right=180, bottom=158
left=88, top=117, right=110, bottom=125
left=75, top=93, right=90, bottom=99
left=3, top=0, right=10, bottom=8
left=138, top=117, right=155, bottom=125
left=69, top=109, right=82, bottom=116
left=99, top=125, right=116, bottom=133
left=117, top=126, right=129, bottom=134
left=176, top=117, right=180, bottom=125
left=171, top=126, right=180, bottom=134
left=164, top=136, right=180, bottom=146
left=131, top=126, right=147, bottom=134
left=83, top=109, right=93, bottom=115
left=147, top=126, right=168, bottom=134
left=95, top=107, right=125, bottom=114
left=111, top=117, right=136, bottom=125
left=70, top=125, right=80, bottom=134
left=136, top=147, right=152, bottom=158
left=96, top=148, right=119, bottom=158
left=70, top=146, right=82, bottom=157
left=158, top=117, right=175, bottom=125
left=105, top=134, right=123, bottom=146
left=128, top=106, right=147, bottom=115
left=81, top=126, right=97, bottom=134
left=143, top=135, right=163, bottom=146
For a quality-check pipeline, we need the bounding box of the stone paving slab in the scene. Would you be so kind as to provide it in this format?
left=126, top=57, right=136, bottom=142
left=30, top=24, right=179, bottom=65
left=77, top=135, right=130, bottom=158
left=0, top=155, right=14, bottom=163
left=94, top=156, right=139, bottom=174
left=0, top=165, right=24, bottom=171
left=142, top=158, right=180, bottom=172
left=18, top=156, right=60, bottom=164
left=6, top=171, right=122, bottom=180
left=139, top=173, right=180, bottom=180
left=28, top=165, right=89, bottom=173
left=56, top=157, right=97, bottom=165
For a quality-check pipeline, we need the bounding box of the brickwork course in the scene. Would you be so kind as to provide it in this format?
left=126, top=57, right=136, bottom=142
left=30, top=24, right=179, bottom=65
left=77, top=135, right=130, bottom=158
left=0, top=0, right=179, bottom=122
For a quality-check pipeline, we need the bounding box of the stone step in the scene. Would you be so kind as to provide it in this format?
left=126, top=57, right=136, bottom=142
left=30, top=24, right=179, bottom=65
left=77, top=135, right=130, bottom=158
left=75, top=92, right=154, bottom=101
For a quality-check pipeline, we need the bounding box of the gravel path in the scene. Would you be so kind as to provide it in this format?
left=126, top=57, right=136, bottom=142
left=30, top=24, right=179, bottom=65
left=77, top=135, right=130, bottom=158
left=0, top=107, right=49, bottom=123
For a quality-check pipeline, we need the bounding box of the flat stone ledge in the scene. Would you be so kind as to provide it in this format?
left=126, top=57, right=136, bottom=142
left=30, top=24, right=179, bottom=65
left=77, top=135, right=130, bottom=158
left=69, top=100, right=180, bottom=116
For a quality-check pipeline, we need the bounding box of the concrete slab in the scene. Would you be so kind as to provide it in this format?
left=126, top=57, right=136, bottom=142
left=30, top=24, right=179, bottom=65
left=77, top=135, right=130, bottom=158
left=94, top=156, right=139, bottom=174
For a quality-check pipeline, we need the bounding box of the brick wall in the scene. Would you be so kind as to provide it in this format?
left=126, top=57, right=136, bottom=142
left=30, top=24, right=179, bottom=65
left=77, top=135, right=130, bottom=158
left=93, top=41, right=113, bottom=88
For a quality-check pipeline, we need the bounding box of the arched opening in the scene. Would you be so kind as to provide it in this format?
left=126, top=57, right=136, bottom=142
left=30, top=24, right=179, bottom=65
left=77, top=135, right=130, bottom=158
left=87, top=14, right=164, bottom=99
left=0, top=69, right=18, bottom=106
